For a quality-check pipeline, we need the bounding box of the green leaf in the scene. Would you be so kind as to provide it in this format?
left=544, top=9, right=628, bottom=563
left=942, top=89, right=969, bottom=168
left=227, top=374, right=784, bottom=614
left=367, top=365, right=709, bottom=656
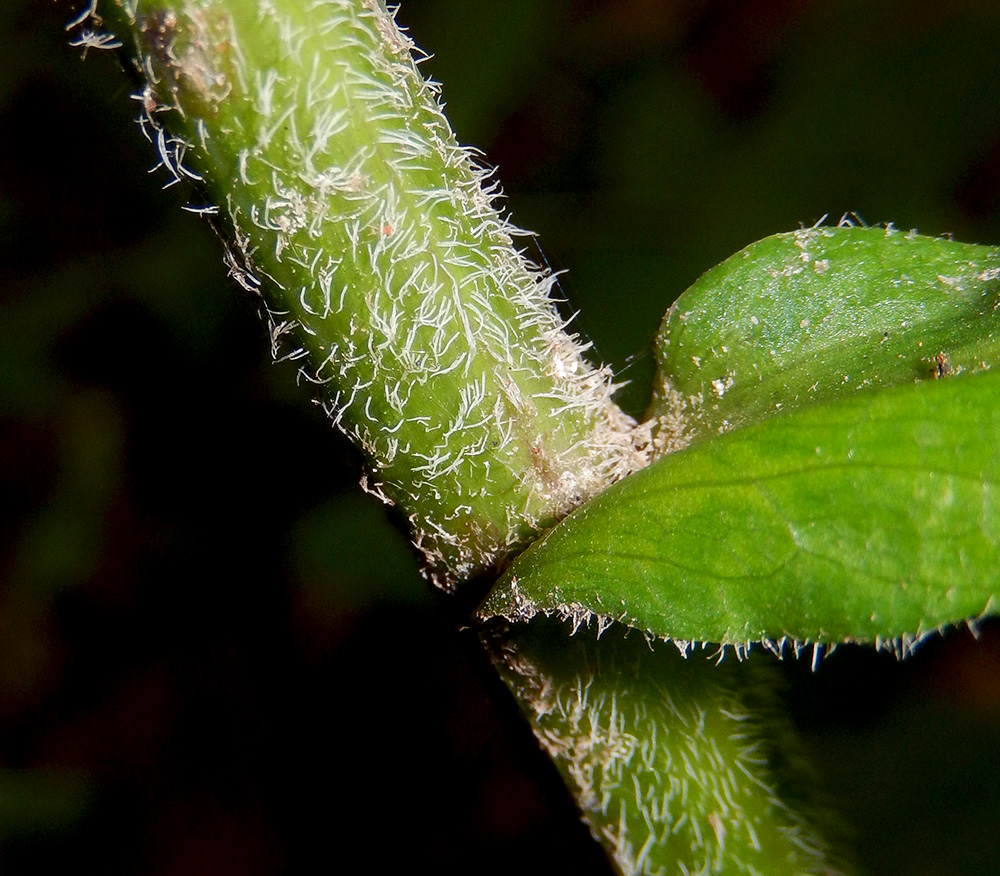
left=648, top=227, right=1000, bottom=450
left=481, top=371, right=1000, bottom=651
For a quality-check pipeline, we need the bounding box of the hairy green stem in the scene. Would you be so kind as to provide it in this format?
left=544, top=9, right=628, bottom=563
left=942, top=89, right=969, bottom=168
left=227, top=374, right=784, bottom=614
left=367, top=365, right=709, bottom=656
left=485, top=616, right=847, bottom=876
left=85, top=0, right=645, bottom=588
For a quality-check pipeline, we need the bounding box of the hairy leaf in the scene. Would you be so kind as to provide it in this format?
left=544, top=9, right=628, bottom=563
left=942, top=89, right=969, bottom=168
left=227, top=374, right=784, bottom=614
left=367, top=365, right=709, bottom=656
left=482, top=371, right=1000, bottom=652
left=648, top=227, right=1000, bottom=451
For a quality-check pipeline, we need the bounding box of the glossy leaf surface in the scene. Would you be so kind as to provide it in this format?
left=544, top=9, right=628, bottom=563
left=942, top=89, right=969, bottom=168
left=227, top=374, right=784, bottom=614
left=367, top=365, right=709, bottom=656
left=483, top=372, right=1000, bottom=650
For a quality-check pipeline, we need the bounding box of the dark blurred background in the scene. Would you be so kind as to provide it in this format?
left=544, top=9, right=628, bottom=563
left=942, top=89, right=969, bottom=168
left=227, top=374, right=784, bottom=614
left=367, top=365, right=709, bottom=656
left=1, top=0, right=1000, bottom=873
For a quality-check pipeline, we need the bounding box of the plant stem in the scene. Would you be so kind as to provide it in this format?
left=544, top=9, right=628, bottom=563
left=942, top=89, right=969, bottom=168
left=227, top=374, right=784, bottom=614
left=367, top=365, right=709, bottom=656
left=88, top=0, right=645, bottom=588
left=72, top=4, right=851, bottom=873
left=485, top=616, right=847, bottom=876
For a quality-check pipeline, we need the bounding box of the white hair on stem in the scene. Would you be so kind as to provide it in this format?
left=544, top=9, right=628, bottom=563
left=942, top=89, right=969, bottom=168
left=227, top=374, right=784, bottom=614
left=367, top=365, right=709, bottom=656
left=101, top=0, right=653, bottom=589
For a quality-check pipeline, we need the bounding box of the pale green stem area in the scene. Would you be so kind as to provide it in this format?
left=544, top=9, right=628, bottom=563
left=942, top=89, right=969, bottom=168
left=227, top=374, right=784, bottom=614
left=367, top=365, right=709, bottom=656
left=92, top=0, right=644, bottom=589
left=485, top=616, right=846, bottom=876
